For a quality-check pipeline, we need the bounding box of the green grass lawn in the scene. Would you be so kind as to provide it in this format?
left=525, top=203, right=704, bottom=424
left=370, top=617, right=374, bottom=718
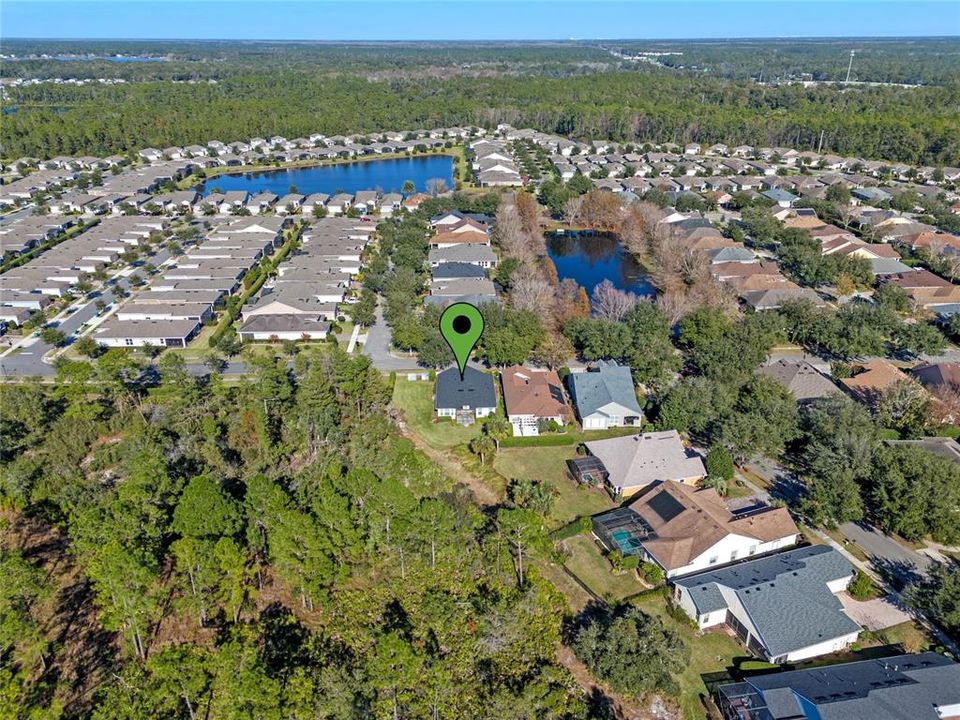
left=724, top=480, right=755, bottom=500
left=561, top=534, right=646, bottom=603
left=494, top=446, right=614, bottom=529
left=869, top=620, right=934, bottom=653
left=392, top=377, right=481, bottom=450
left=630, top=593, right=750, bottom=720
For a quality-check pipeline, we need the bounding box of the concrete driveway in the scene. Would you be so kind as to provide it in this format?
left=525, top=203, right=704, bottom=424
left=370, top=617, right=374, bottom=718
left=838, top=592, right=913, bottom=631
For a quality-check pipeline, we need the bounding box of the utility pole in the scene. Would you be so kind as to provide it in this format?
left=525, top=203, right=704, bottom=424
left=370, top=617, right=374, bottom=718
left=817, top=129, right=825, bottom=153
left=845, top=50, right=855, bottom=83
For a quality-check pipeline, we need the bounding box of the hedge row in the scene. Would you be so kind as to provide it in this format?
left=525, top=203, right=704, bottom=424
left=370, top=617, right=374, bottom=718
left=550, top=515, right=592, bottom=541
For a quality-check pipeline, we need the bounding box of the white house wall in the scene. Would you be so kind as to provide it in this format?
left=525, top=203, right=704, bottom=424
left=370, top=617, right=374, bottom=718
left=782, top=631, right=860, bottom=663
left=667, top=533, right=799, bottom=579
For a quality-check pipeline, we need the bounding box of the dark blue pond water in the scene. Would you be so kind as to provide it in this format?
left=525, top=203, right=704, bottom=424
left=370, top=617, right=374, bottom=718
left=199, top=155, right=454, bottom=197
left=547, top=234, right=655, bottom=297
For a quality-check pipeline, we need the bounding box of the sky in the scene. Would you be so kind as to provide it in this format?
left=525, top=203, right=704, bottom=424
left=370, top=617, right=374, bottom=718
left=1, top=0, right=958, bottom=40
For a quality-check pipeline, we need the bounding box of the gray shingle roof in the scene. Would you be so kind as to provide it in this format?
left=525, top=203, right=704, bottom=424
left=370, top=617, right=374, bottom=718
left=675, top=545, right=859, bottom=658
left=736, top=652, right=960, bottom=720
left=434, top=365, right=496, bottom=411
left=568, top=361, right=642, bottom=419
left=759, top=360, right=841, bottom=402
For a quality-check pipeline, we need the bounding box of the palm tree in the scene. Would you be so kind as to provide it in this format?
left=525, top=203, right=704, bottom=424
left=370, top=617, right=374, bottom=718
left=702, top=475, right=729, bottom=497
left=484, top=415, right=512, bottom=453
left=469, top=434, right=495, bottom=465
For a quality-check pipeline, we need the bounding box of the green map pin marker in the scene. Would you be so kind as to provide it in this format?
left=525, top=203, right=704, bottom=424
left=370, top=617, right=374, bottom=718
left=439, top=302, right=484, bottom=379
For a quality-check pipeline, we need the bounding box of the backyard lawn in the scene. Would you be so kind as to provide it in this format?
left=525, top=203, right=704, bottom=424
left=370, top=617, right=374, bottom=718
left=561, top=534, right=646, bottom=602
left=630, top=593, right=751, bottom=720
left=494, top=446, right=615, bottom=529
left=392, top=377, right=481, bottom=450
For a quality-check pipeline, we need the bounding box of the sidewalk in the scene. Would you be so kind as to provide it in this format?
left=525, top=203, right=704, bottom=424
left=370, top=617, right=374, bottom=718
left=736, top=469, right=959, bottom=656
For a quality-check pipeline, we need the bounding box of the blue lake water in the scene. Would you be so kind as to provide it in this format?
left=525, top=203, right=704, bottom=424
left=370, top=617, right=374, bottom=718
left=199, top=155, right=454, bottom=197
left=547, top=233, right=655, bottom=297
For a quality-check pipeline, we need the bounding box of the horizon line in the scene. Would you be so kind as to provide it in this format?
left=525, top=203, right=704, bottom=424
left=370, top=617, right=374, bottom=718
left=3, top=34, right=959, bottom=42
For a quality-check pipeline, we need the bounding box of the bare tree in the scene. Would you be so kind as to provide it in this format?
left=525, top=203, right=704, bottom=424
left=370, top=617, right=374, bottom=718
left=591, top=279, right=638, bottom=321
left=510, top=264, right=555, bottom=314
left=426, top=177, right=449, bottom=197
left=495, top=205, right=537, bottom=265
left=562, top=196, right=583, bottom=225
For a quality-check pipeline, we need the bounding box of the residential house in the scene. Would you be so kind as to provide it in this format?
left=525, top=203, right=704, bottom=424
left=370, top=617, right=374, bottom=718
left=592, top=480, right=799, bottom=578
left=840, top=359, right=913, bottom=407
left=567, top=361, right=643, bottom=430
left=326, top=194, right=353, bottom=216
left=714, top=652, right=960, bottom=720
left=913, top=362, right=960, bottom=395
left=237, top=315, right=330, bottom=341
left=583, top=430, right=706, bottom=498
left=761, top=188, right=800, bottom=208
left=673, top=545, right=861, bottom=663
left=428, top=245, right=498, bottom=268
left=759, top=360, right=841, bottom=403
left=93, top=317, right=200, bottom=348
left=740, top=284, right=825, bottom=311
left=430, top=230, right=490, bottom=249
left=501, top=365, right=570, bottom=436
left=434, top=365, right=497, bottom=425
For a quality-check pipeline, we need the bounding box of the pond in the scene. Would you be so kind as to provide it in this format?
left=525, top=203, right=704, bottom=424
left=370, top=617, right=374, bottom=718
left=199, top=155, right=454, bottom=197
left=546, top=232, right=655, bottom=298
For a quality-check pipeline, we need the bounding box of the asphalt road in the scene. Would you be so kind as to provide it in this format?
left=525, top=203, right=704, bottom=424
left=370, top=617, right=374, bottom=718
left=361, top=303, right=420, bottom=371
left=742, top=455, right=935, bottom=586
left=1, top=246, right=174, bottom=379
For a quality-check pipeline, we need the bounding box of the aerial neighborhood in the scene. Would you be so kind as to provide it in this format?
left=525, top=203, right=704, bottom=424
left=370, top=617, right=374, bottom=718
left=3, top=108, right=960, bottom=718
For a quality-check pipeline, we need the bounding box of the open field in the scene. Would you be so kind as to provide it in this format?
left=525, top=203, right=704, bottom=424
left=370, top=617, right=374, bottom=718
left=494, top=446, right=614, bottom=529
left=391, top=377, right=481, bottom=450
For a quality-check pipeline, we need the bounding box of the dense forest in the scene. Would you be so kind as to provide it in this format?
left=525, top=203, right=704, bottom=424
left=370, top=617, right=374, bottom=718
left=0, top=348, right=595, bottom=719
left=614, top=37, right=960, bottom=85
left=2, top=40, right=958, bottom=163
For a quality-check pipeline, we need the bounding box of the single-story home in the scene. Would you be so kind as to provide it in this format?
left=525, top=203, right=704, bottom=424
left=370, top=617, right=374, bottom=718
left=238, top=314, right=330, bottom=341
left=592, top=480, right=799, bottom=577
left=673, top=545, right=861, bottom=663
left=93, top=317, right=200, bottom=348
left=582, top=430, right=706, bottom=498
left=714, top=652, right=960, bottom=720
left=567, top=361, right=643, bottom=430
left=501, top=365, right=570, bottom=436
left=840, top=359, right=913, bottom=408
left=434, top=365, right=496, bottom=425
left=758, top=360, right=841, bottom=404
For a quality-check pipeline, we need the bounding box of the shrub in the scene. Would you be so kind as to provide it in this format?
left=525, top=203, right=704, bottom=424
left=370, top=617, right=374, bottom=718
left=639, top=561, right=665, bottom=585
left=849, top=569, right=878, bottom=600
left=551, top=515, right=592, bottom=541
left=705, top=445, right=735, bottom=482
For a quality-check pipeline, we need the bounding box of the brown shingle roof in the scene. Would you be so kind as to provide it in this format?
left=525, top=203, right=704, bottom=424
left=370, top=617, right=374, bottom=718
left=783, top=215, right=827, bottom=230
left=840, top=359, right=911, bottom=403
left=430, top=229, right=490, bottom=246
left=628, top=481, right=798, bottom=571
left=501, top=366, right=569, bottom=419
